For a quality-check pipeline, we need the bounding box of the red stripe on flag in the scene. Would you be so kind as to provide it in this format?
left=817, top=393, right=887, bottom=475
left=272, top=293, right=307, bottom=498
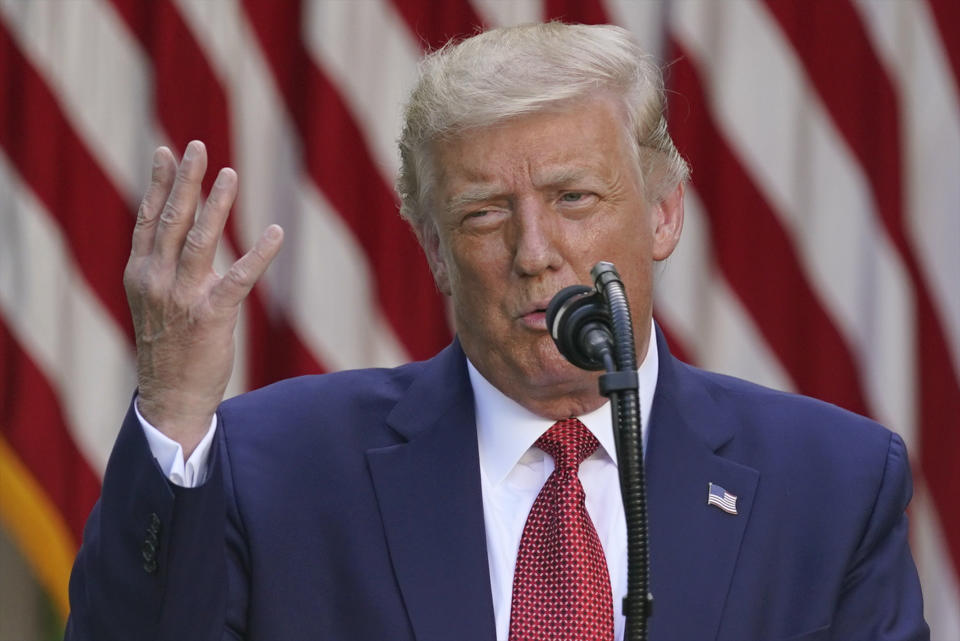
left=108, top=0, right=324, bottom=388
left=241, top=0, right=451, bottom=362
left=763, top=2, right=906, bottom=236
left=765, top=0, right=960, bottom=578
left=388, top=0, right=485, bottom=51
left=108, top=0, right=232, bottom=195
left=543, top=0, right=610, bottom=24
left=926, top=0, right=960, bottom=97
left=246, top=307, right=327, bottom=385
left=667, top=43, right=871, bottom=417
left=0, top=318, right=101, bottom=544
left=0, top=21, right=134, bottom=341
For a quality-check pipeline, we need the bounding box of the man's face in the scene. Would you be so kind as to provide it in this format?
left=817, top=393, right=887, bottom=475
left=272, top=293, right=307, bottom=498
left=424, top=96, right=683, bottom=419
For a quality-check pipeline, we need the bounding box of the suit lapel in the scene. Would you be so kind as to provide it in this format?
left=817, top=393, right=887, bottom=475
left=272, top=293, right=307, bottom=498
left=366, top=341, right=497, bottom=641
left=645, top=329, right=760, bottom=641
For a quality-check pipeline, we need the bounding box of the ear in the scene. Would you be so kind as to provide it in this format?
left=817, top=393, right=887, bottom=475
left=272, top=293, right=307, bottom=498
left=420, top=222, right=452, bottom=296
left=651, top=182, right=684, bottom=261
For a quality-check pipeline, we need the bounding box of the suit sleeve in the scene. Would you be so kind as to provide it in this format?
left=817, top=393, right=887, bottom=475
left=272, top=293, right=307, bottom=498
left=65, top=399, right=243, bottom=641
left=831, top=432, right=929, bottom=641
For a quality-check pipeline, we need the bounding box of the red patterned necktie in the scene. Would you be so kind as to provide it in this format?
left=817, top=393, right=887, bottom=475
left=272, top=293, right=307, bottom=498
left=508, top=418, right=615, bottom=641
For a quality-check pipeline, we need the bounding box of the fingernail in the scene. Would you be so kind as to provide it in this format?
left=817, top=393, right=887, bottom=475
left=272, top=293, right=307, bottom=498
left=152, top=148, right=164, bottom=169
left=184, top=142, right=197, bottom=161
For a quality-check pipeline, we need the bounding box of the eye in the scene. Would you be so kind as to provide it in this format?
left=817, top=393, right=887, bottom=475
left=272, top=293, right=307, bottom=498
left=461, top=207, right=508, bottom=231
left=463, top=209, right=496, bottom=223
left=557, top=192, right=598, bottom=211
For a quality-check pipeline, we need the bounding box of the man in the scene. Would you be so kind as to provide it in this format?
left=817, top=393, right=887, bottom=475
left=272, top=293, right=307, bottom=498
left=66, top=23, right=927, bottom=641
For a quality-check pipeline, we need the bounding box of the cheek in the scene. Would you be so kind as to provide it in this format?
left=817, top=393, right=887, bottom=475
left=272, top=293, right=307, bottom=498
left=444, top=241, right=496, bottom=306
left=586, top=216, right=651, bottom=267
left=450, top=231, right=511, bottom=277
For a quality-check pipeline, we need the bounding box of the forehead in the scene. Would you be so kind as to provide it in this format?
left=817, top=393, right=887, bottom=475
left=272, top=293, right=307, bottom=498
left=432, top=97, right=635, bottom=199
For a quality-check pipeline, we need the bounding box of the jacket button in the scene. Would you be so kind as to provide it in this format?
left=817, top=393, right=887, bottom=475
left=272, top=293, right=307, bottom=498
left=142, top=539, right=156, bottom=562
left=143, top=513, right=161, bottom=573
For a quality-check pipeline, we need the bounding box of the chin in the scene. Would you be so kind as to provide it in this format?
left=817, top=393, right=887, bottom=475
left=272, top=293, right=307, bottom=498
left=521, top=345, right=597, bottom=392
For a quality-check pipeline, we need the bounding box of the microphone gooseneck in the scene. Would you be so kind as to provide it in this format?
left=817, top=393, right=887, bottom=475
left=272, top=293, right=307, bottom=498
left=546, top=262, right=652, bottom=641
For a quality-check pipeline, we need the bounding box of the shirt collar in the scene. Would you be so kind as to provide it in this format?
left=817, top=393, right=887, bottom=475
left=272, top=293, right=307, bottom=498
left=470, top=319, right=659, bottom=486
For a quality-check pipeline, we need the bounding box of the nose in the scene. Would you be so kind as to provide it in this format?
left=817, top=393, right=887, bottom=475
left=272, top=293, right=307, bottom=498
left=511, top=196, right=564, bottom=276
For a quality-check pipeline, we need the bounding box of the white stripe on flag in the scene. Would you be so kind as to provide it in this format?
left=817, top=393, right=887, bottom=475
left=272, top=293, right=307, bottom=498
left=671, top=0, right=918, bottom=448
left=655, top=188, right=795, bottom=392
left=853, top=0, right=960, bottom=375
left=0, top=0, right=155, bottom=201
left=173, top=0, right=410, bottom=371
left=302, top=0, right=421, bottom=182
left=0, top=151, right=135, bottom=476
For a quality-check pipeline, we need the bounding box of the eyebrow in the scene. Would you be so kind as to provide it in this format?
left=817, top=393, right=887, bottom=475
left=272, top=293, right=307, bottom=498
left=446, top=167, right=594, bottom=211
left=446, top=187, right=506, bottom=212
left=533, top=166, right=591, bottom=188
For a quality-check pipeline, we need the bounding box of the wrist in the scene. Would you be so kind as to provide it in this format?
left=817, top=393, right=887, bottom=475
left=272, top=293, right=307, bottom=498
left=136, top=390, right=217, bottom=455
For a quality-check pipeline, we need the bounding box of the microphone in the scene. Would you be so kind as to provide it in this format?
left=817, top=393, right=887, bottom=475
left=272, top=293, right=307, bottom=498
left=545, top=285, right=615, bottom=371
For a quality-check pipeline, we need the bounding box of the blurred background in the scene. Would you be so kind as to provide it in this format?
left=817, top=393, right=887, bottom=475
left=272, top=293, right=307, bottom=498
left=0, top=0, right=957, bottom=639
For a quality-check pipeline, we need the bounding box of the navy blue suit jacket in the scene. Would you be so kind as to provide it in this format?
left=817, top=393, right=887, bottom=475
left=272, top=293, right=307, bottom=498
left=67, top=330, right=927, bottom=640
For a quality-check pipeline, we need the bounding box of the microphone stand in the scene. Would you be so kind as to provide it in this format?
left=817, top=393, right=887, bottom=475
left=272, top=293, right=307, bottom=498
left=591, top=262, right=652, bottom=641
left=545, top=261, right=652, bottom=641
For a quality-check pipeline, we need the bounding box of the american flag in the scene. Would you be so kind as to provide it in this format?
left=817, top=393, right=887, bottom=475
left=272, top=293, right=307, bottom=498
left=0, top=1, right=957, bottom=637
left=707, top=483, right=738, bottom=516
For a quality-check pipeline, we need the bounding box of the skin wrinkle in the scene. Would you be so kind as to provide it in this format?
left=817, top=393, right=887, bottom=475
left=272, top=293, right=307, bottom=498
left=423, top=96, right=684, bottom=420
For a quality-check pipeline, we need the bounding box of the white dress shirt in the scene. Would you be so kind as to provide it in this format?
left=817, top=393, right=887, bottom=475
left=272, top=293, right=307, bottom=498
left=140, top=323, right=659, bottom=641
left=137, top=402, right=216, bottom=487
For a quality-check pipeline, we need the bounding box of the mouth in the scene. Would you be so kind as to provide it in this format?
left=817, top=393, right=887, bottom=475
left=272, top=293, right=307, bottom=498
left=518, top=300, right=552, bottom=331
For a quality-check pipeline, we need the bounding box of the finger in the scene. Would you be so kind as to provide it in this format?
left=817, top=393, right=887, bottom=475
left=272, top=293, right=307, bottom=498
left=153, top=140, right=208, bottom=265
left=131, top=147, right=176, bottom=258
left=210, top=225, right=284, bottom=310
left=177, top=167, right=238, bottom=284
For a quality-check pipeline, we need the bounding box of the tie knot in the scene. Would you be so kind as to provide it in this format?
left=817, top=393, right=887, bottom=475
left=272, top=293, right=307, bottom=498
left=535, top=418, right=599, bottom=471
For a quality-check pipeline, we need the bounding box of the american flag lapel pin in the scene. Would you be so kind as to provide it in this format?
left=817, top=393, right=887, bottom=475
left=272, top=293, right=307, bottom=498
left=707, top=482, right=738, bottom=515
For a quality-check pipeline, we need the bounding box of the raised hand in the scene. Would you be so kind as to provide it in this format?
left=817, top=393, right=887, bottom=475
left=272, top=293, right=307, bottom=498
left=124, top=141, right=283, bottom=456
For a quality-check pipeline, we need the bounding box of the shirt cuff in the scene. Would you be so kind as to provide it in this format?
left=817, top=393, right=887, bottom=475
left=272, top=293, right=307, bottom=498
left=135, top=399, right=217, bottom=487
